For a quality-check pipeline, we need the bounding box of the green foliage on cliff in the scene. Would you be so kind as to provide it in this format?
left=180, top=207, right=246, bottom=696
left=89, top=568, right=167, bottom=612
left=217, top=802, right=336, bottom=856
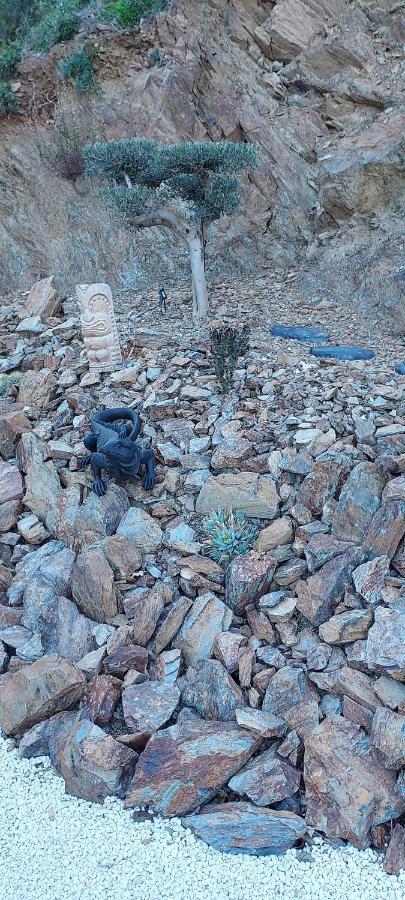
left=0, top=0, right=85, bottom=79
left=58, top=47, right=97, bottom=93
left=0, top=80, right=19, bottom=116
left=0, top=0, right=168, bottom=79
left=102, top=0, right=167, bottom=28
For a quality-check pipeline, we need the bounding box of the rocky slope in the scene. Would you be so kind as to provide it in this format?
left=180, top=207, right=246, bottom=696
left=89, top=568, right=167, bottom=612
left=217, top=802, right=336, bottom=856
left=0, top=277, right=404, bottom=865
left=0, top=0, right=404, bottom=330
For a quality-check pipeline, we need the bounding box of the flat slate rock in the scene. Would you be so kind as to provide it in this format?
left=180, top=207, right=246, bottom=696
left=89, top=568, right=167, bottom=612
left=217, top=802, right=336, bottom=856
left=182, top=801, right=306, bottom=855
left=271, top=325, right=330, bottom=343
left=310, top=345, right=375, bottom=361
left=124, top=716, right=260, bottom=815
left=395, top=363, right=405, bottom=375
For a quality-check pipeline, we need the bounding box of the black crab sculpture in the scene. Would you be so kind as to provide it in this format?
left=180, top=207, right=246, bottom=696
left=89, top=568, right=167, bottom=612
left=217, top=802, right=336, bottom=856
left=79, top=407, right=155, bottom=497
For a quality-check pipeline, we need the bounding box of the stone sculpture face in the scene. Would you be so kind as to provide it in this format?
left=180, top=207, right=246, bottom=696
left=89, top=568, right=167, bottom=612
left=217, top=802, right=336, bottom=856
left=79, top=407, right=155, bottom=497
left=76, top=283, right=122, bottom=372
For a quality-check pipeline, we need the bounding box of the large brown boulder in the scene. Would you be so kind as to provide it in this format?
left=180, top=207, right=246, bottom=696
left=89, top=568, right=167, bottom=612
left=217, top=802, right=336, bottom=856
left=304, top=716, right=405, bottom=848
left=0, top=655, right=85, bottom=735
left=21, top=275, right=61, bottom=319
left=124, top=715, right=260, bottom=815
left=71, top=547, right=118, bottom=622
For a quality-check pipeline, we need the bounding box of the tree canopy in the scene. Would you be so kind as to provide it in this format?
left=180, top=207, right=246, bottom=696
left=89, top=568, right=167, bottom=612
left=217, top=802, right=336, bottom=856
left=83, top=138, right=257, bottom=316
left=83, top=139, right=257, bottom=224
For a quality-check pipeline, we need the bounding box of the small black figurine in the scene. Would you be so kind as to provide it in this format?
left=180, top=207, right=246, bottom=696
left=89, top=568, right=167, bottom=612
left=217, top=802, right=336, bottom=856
left=79, top=407, right=155, bottom=497
left=158, top=287, right=167, bottom=315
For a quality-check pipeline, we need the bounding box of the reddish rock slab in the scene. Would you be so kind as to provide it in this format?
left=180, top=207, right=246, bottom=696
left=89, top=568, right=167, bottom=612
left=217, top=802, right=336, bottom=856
left=181, top=660, right=242, bottom=721
left=298, top=454, right=351, bottom=515
left=85, top=675, right=122, bottom=726
left=332, top=462, right=385, bottom=544
left=152, top=595, right=193, bottom=654
left=228, top=747, right=301, bottom=805
left=319, top=609, right=373, bottom=645
left=352, top=555, right=390, bottom=604
left=23, top=275, right=61, bottom=319
left=210, top=435, right=252, bottom=472
left=304, top=534, right=356, bottom=574
left=124, top=717, right=260, bottom=815
left=103, top=644, right=148, bottom=678
left=18, top=710, right=76, bottom=764
left=304, top=716, right=405, bottom=849
left=101, top=534, right=142, bottom=581
left=0, top=408, right=31, bottom=461
left=263, top=666, right=320, bottom=738
left=214, top=632, right=246, bottom=673
left=384, top=824, right=405, bottom=875
left=371, top=707, right=405, bottom=770
left=392, top=537, right=405, bottom=577
left=310, top=666, right=380, bottom=711
left=365, top=607, right=405, bottom=681
left=182, top=802, right=306, bottom=856
left=254, top=516, right=293, bottom=553
left=128, top=583, right=171, bottom=646
left=18, top=368, right=56, bottom=411
left=0, top=565, right=12, bottom=591
left=174, top=591, right=232, bottom=667
left=122, top=681, right=180, bottom=735
left=342, top=697, right=374, bottom=734
left=225, top=552, right=276, bottom=615
left=235, top=708, right=287, bottom=738
left=196, top=472, right=279, bottom=519
left=71, top=547, right=117, bottom=623
left=59, top=717, right=138, bottom=803
left=0, top=654, right=85, bottom=735
left=0, top=605, right=23, bottom=627
left=364, top=500, right=405, bottom=560
left=0, top=462, right=24, bottom=505
left=295, top=546, right=362, bottom=625
left=0, top=498, right=22, bottom=532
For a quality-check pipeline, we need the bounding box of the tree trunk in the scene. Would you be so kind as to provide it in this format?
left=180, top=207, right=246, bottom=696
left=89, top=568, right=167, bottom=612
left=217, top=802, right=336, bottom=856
left=188, top=229, right=209, bottom=318
left=129, top=208, right=209, bottom=318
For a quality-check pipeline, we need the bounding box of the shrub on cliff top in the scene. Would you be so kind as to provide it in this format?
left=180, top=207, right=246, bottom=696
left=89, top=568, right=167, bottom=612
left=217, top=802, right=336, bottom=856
left=0, top=80, right=19, bottom=116
left=102, top=0, right=167, bottom=28
left=58, top=48, right=97, bottom=93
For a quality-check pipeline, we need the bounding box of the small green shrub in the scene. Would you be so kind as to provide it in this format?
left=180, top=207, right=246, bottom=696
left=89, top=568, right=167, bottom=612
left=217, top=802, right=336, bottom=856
left=0, top=80, right=19, bottom=116
left=0, top=371, right=22, bottom=396
left=210, top=323, right=250, bottom=393
left=0, top=0, right=29, bottom=41
left=0, top=42, right=22, bottom=79
left=26, top=1, right=81, bottom=53
left=58, top=48, right=96, bottom=93
left=102, top=0, right=167, bottom=29
left=202, top=508, right=258, bottom=565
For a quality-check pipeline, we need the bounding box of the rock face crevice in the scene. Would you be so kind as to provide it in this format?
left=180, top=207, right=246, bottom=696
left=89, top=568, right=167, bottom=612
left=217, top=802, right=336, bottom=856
left=0, top=0, right=403, bottom=329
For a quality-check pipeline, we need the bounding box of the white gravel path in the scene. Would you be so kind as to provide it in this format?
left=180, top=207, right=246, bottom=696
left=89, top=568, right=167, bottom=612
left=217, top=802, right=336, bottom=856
left=0, top=737, right=403, bottom=900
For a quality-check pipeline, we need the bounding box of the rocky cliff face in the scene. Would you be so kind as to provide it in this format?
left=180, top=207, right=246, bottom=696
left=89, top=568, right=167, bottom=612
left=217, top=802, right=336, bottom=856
left=0, top=0, right=404, bottom=329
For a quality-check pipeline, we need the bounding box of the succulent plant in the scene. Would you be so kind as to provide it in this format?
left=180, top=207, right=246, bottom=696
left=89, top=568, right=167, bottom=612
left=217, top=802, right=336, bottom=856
left=202, top=507, right=258, bottom=564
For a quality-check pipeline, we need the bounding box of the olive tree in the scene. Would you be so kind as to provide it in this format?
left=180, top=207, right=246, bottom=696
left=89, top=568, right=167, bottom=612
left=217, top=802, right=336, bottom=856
left=83, top=138, right=257, bottom=317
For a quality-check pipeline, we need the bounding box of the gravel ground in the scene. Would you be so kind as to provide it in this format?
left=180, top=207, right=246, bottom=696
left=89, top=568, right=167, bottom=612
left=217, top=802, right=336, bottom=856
left=1, top=738, right=403, bottom=900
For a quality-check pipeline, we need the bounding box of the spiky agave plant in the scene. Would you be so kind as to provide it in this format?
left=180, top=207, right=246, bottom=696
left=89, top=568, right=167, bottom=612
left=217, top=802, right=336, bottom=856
left=202, top=507, right=258, bottom=564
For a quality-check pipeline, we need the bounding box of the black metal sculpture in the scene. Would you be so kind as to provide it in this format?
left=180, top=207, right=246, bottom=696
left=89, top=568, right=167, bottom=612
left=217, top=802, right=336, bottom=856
left=79, top=408, right=155, bottom=496
left=158, top=287, right=167, bottom=315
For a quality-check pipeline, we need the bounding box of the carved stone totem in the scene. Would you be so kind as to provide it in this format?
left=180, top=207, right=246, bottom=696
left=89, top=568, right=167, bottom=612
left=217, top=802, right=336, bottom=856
left=76, top=283, right=122, bottom=373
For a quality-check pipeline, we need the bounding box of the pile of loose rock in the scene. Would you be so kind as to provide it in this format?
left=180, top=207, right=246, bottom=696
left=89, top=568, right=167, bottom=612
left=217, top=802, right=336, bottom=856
left=0, top=277, right=404, bottom=869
